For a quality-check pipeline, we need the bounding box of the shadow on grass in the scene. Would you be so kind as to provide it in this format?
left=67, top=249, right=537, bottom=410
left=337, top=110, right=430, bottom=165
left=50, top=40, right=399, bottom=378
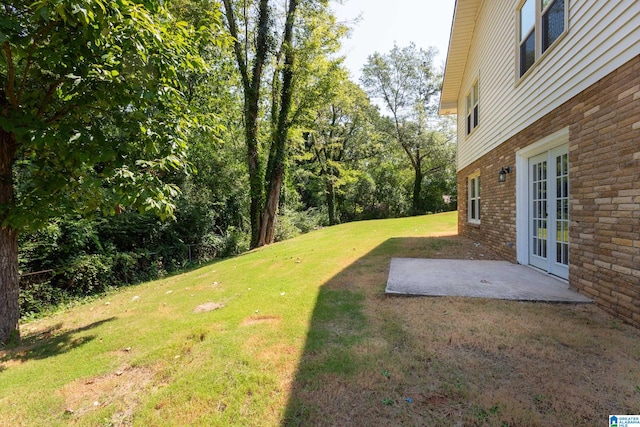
left=281, top=236, right=465, bottom=426
left=0, top=317, right=116, bottom=365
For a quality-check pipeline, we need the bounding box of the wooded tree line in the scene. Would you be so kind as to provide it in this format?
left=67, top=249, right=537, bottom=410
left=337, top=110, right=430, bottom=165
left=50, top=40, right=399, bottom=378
left=0, top=0, right=456, bottom=343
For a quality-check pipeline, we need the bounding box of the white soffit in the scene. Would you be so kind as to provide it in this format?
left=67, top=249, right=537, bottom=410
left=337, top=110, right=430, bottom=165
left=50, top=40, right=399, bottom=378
left=439, top=0, right=481, bottom=115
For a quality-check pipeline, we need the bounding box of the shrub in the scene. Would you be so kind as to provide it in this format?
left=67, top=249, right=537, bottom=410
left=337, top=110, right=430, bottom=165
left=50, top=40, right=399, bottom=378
left=274, top=208, right=326, bottom=242
left=57, top=254, right=114, bottom=295
left=19, top=280, right=65, bottom=319
left=202, top=227, right=250, bottom=259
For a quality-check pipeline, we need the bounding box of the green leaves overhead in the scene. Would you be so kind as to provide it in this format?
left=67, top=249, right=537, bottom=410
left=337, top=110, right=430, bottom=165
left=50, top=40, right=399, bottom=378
left=0, top=0, right=220, bottom=230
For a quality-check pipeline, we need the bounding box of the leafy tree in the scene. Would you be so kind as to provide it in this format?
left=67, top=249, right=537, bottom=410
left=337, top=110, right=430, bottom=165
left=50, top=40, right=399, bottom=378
left=170, top=0, right=250, bottom=253
left=301, top=79, right=377, bottom=224
left=222, top=0, right=278, bottom=248
left=418, top=117, right=457, bottom=213
left=361, top=43, right=443, bottom=215
left=0, top=0, right=214, bottom=343
left=222, top=0, right=345, bottom=247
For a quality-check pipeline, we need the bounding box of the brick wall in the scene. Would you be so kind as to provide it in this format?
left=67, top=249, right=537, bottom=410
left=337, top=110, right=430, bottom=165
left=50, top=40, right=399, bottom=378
left=457, top=55, right=640, bottom=327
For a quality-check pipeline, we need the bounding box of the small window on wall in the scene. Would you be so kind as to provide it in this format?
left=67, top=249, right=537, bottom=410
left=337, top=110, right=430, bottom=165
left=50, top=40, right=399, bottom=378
left=466, top=81, right=479, bottom=135
left=518, top=0, right=566, bottom=77
left=468, top=173, right=481, bottom=224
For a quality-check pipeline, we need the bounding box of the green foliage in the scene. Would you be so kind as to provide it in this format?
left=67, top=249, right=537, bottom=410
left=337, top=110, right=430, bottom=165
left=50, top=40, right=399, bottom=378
left=8, top=0, right=460, bottom=323
left=19, top=280, right=66, bottom=319
left=360, top=43, right=456, bottom=215
left=361, top=42, right=440, bottom=118
left=295, top=77, right=382, bottom=224
left=1, top=0, right=220, bottom=230
left=6, top=0, right=245, bottom=319
left=274, top=207, right=326, bottom=242
left=59, top=254, right=113, bottom=294
left=3, top=213, right=462, bottom=425
left=17, top=209, right=250, bottom=317
left=202, top=227, right=250, bottom=259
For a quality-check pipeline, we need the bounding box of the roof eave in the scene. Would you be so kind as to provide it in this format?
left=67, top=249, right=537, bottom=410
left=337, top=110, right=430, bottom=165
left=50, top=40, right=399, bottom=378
left=438, top=0, right=481, bottom=116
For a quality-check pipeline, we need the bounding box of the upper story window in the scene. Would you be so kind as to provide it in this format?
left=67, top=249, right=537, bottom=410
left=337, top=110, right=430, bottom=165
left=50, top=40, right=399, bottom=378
left=466, top=81, right=479, bottom=135
left=519, top=0, right=566, bottom=77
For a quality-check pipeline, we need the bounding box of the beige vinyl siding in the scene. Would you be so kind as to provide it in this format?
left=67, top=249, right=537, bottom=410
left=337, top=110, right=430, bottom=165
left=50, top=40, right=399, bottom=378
left=457, top=0, right=640, bottom=170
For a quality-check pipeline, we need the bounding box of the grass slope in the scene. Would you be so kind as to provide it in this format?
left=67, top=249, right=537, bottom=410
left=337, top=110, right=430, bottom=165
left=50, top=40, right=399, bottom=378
left=2, top=211, right=640, bottom=426
left=0, top=213, right=455, bottom=426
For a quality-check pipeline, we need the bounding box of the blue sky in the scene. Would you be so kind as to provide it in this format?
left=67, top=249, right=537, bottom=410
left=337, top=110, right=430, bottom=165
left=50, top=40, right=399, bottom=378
left=332, top=0, right=456, bottom=80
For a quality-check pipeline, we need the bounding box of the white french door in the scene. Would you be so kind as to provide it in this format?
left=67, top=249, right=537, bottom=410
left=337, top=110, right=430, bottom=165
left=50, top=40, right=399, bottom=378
left=528, top=145, right=569, bottom=279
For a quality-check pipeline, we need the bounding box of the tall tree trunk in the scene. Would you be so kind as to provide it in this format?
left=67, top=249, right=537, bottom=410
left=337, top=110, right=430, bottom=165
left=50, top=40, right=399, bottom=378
left=0, top=127, right=19, bottom=344
left=222, top=0, right=270, bottom=249
left=412, top=156, right=423, bottom=215
left=246, top=107, right=264, bottom=249
left=259, top=172, right=283, bottom=245
left=257, top=0, right=298, bottom=247
left=326, top=180, right=336, bottom=225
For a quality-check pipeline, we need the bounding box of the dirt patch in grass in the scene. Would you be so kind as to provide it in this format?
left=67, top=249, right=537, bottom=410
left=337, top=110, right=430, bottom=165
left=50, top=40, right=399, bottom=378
left=393, top=234, right=504, bottom=260
left=241, top=315, right=282, bottom=326
left=60, top=365, right=155, bottom=425
left=193, top=302, right=225, bottom=313
left=284, top=235, right=640, bottom=426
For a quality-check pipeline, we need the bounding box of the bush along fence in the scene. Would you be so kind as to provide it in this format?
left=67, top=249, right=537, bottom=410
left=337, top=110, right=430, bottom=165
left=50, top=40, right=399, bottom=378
left=18, top=242, right=229, bottom=319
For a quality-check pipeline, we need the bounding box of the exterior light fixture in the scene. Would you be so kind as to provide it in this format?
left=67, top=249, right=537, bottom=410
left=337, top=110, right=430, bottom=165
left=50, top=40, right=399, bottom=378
left=498, top=166, right=512, bottom=182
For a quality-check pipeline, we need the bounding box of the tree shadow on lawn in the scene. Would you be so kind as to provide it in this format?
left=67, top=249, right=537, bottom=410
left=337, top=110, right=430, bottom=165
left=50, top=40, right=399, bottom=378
left=281, top=235, right=475, bottom=426
left=281, top=236, right=640, bottom=426
left=0, top=317, right=116, bottom=366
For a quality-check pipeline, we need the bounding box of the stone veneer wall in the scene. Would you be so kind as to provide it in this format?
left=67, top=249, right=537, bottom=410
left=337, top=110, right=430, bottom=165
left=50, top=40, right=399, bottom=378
left=457, top=55, right=640, bottom=327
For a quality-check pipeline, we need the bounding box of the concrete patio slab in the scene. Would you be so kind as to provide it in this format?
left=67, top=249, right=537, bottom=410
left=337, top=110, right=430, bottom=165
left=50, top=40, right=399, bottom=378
left=386, top=258, right=592, bottom=303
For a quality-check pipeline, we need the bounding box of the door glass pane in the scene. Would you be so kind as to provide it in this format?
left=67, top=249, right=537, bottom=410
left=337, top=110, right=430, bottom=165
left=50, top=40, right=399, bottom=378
left=532, top=160, right=548, bottom=259
left=555, top=153, right=569, bottom=266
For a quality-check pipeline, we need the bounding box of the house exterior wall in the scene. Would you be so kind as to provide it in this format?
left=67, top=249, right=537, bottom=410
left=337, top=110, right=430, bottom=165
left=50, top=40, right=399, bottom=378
left=458, top=55, right=640, bottom=326
left=456, top=0, right=640, bottom=171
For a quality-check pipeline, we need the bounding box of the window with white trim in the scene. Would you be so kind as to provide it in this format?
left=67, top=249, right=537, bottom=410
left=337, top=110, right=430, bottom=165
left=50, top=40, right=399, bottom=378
left=466, top=81, right=479, bottom=135
left=518, top=0, right=566, bottom=77
left=468, top=173, right=481, bottom=224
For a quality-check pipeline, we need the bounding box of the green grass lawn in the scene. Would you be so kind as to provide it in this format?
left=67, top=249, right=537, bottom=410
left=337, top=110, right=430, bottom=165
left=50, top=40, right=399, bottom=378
left=0, top=213, right=457, bottom=426
left=2, top=211, right=640, bottom=426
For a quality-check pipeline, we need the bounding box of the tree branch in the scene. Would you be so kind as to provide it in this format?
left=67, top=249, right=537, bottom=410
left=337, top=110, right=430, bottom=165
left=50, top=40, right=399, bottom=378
left=17, top=21, right=57, bottom=105
left=36, top=77, right=65, bottom=119
left=222, top=0, right=250, bottom=90
left=270, top=42, right=284, bottom=134
left=399, top=141, right=418, bottom=170
left=3, top=43, right=17, bottom=107
left=243, top=0, right=248, bottom=72
left=250, top=0, right=271, bottom=103
left=46, top=104, right=77, bottom=124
